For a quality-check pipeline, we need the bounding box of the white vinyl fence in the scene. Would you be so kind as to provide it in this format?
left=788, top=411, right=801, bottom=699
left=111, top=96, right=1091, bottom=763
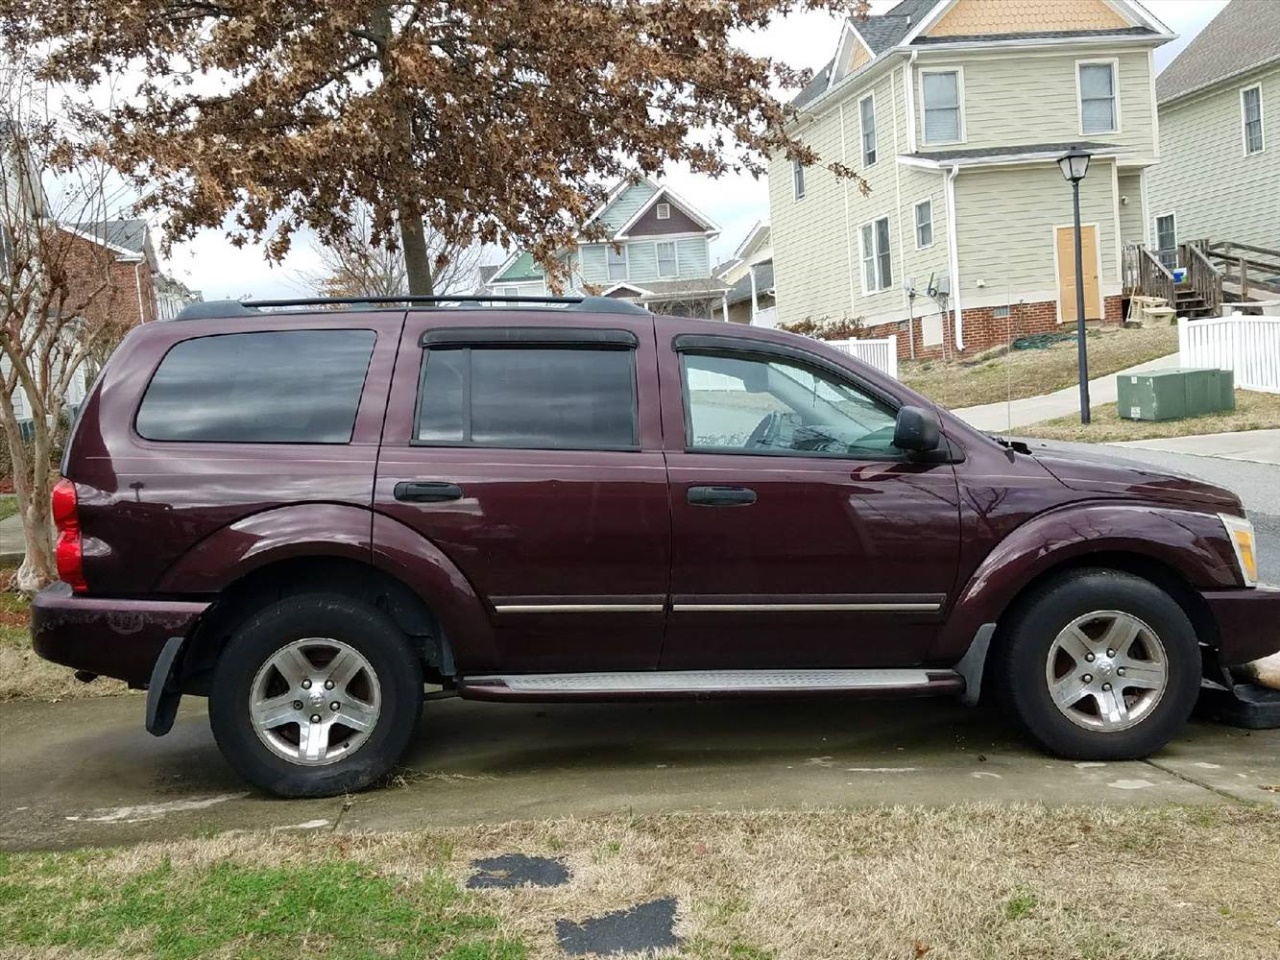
left=825, top=337, right=899, bottom=380
left=1178, top=314, right=1280, bottom=393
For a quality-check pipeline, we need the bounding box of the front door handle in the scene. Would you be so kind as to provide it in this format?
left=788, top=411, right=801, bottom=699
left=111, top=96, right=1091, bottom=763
left=688, top=485, right=757, bottom=506
left=394, top=481, right=463, bottom=503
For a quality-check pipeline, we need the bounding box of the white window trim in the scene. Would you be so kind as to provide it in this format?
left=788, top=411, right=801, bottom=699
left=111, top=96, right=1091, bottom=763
left=859, top=216, right=893, bottom=294
left=859, top=92, right=877, bottom=167
left=914, top=198, right=934, bottom=250
left=656, top=202, right=672, bottom=220
left=1076, top=58, right=1122, bottom=136
left=919, top=66, right=966, bottom=146
left=1241, top=83, right=1265, bottom=156
left=792, top=159, right=806, bottom=200
left=655, top=240, right=678, bottom=279
left=606, top=243, right=629, bottom=282
left=1153, top=211, right=1177, bottom=268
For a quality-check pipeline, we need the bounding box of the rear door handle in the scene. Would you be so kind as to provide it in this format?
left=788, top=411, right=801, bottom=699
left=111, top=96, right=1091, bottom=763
left=687, top=485, right=757, bottom=506
left=394, top=481, right=463, bottom=503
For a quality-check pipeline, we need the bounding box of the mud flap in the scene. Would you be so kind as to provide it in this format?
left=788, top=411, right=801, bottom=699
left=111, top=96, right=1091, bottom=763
left=954, top=623, right=996, bottom=707
left=145, top=636, right=187, bottom=736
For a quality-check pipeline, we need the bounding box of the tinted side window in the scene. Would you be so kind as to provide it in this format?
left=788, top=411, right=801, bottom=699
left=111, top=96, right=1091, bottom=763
left=136, top=330, right=375, bottom=443
left=681, top=352, right=899, bottom=458
left=416, top=347, right=637, bottom=449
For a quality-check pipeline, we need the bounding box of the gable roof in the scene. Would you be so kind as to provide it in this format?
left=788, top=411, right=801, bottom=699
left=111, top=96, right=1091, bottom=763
left=1155, top=0, right=1280, bottom=104
left=611, top=185, right=720, bottom=239
left=794, top=0, right=1167, bottom=110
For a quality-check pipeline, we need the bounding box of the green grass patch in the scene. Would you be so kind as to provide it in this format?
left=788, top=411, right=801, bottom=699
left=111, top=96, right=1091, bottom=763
left=0, top=852, right=524, bottom=960
left=0, top=495, right=16, bottom=523
left=1019, top=388, right=1280, bottom=442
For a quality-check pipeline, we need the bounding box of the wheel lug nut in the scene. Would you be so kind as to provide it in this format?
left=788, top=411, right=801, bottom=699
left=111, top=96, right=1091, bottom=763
left=1085, top=653, right=1095, bottom=662
left=310, top=714, right=322, bottom=723
left=324, top=680, right=335, bottom=690
left=1102, top=683, right=1112, bottom=691
left=292, top=700, right=303, bottom=710
left=1106, top=649, right=1115, bottom=657
left=1117, top=667, right=1125, bottom=676
left=330, top=701, right=340, bottom=711
left=301, top=679, right=312, bottom=690
left=1083, top=674, right=1093, bottom=683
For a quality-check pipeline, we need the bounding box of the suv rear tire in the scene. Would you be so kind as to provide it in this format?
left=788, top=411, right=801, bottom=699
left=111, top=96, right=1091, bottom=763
left=209, top=594, right=423, bottom=797
left=993, top=569, right=1200, bottom=761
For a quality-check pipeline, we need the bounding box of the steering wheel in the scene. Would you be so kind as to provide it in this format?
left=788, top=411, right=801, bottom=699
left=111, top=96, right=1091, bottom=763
left=745, top=411, right=781, bottom=449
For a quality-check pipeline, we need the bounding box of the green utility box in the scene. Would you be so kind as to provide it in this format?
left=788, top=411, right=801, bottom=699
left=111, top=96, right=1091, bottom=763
left=1117, top=368, right=1235, bottom=422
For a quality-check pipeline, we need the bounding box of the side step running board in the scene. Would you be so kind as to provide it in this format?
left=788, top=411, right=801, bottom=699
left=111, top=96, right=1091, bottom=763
left=459, top=669, right=963, bottom=702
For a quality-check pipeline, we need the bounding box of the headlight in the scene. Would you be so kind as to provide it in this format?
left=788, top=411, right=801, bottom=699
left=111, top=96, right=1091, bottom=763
left=1220, top=514, right=1258, bottom=587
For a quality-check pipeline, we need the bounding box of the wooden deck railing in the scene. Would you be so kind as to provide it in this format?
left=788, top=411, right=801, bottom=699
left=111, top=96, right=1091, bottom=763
left=1129, top=244, right=1176, bottom=310
left=1207, top=240, right=1280, bottom=297
left=1182, top=241, right=1222, bottom=314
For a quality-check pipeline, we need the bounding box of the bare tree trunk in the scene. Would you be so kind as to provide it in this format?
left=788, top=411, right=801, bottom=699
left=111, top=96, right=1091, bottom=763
left=398, top=205, right=434, bottom=296
left=0, top=390, right=56, bottom=592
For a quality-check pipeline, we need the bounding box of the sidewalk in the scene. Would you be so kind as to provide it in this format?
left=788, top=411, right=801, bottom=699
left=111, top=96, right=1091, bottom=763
left=0, top=512, right=23, bottom=565
left=950, top=353, right=1178, bottom=431
left=1109, top=428, right=1280, bottom=466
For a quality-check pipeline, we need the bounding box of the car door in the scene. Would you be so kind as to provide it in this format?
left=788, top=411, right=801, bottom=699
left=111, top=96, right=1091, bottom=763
left=375, top=313, right=670, bottom=673
left=658, top=331, right=961, bottom=670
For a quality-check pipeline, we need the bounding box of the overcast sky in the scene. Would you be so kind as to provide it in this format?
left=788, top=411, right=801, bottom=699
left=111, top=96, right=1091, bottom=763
left=161, top=0, right=1230, bottom=300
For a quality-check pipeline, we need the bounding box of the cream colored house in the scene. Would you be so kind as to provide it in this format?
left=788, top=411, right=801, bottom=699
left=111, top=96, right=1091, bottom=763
left=717, top=221, right=776, bottom=325
left=768, top=0, right=1174, bottom=356
left=1145, top=0, right=1279, bottom=263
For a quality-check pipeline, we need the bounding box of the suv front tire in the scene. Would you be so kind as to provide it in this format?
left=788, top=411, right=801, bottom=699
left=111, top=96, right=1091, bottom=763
left=208, top=594, right=423, bottom=797
left=994, top=569, right=1201, bottom=761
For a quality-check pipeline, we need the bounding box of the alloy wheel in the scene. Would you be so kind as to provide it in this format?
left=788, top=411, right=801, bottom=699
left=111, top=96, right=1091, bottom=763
left=249, top=638, right=382, bottom=765
left=1045, top=610, right=1168, bottom=732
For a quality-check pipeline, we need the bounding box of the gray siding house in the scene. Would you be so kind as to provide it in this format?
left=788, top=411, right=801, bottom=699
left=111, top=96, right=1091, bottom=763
left=486, top=178, right=729, bottom=318
left=768, top=0, right=1174, bottom=356
left=1145, top=0, right=1279, bottom=262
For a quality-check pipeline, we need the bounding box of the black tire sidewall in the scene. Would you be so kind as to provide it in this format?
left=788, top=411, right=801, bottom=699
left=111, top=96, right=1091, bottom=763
left=209, top=594, right=422, bottom=798
left=999, top=571, right=1200, bottom=761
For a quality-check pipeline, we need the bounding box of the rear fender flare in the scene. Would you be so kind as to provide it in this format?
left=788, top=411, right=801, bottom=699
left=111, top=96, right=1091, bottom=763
left=157, top=504, right=498, bottom=670
left=932, top=503, right=1239, bottom=662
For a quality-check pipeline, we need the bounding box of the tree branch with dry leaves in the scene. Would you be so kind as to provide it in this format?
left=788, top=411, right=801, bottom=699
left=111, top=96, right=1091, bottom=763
left=3, top=0, right=870, bottom=296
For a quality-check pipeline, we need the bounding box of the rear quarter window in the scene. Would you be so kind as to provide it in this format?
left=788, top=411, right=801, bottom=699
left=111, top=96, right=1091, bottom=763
left=135, top=329, right=376, bottom=443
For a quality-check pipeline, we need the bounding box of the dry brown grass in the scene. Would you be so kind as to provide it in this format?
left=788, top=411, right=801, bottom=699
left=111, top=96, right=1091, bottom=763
left=4, top=805, right=1277, bottom=959
left=1020, top=389, right=1280, bottom=443
left=901, top=325, right=1179, bottom=410
left=0, top=588, right=130, bottom=702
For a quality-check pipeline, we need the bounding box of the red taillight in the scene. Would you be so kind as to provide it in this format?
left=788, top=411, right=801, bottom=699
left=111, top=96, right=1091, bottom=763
left=52, top=478, right=87, bottom=593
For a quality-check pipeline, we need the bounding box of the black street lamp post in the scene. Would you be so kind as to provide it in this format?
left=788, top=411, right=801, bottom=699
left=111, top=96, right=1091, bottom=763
left=1058, top=147, right=1093, bottom=425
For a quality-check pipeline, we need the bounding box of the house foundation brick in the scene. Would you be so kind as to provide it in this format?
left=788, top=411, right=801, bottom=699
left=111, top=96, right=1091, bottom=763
left=850, top=295, right=1125, bottom=361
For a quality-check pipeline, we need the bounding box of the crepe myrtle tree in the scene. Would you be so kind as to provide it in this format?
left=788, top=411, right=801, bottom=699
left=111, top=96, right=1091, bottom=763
left=1, top=84, right=131, bottom=591
left=4, top=0, right=870, bottom=294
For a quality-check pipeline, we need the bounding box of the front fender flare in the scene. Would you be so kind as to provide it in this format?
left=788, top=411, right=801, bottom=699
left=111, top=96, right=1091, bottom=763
left=932, top=502, right=1239, bottom=662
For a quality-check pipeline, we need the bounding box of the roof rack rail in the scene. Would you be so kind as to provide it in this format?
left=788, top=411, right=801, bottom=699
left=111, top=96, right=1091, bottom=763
left=172, top=294, right=652, bottom=321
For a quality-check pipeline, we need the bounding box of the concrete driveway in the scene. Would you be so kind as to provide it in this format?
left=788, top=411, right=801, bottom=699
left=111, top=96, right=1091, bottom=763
left=2, top=692, right=1276, bottom=851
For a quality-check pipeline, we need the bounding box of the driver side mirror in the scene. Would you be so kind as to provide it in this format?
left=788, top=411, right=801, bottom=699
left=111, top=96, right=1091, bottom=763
left=893, top=405, right=941, bottom=453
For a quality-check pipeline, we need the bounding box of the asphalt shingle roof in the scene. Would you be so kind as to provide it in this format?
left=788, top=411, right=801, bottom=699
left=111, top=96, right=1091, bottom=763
left=72, top=219, right=148, bottom=254
left=908, top=140, right=1116, bottom=162
left=726, top=261, right=775, bottom=307
left=1155, top=0, right=1280, bottom=104
left=914, top=25, right=1153, bottom=44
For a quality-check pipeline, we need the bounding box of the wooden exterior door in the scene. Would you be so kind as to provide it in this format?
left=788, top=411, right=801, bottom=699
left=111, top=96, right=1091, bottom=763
left=1057, top=225, right=1101, bottom=323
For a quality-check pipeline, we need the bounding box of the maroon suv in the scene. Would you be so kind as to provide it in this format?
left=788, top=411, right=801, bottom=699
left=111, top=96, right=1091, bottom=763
left=32, top=296, right=1277, bottom=797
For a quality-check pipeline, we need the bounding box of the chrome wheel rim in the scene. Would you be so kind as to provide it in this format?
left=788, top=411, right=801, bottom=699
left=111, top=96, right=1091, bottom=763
left=1045, top=610, right=1168, bottom=732
left=249, top=638, right=381, bottom=766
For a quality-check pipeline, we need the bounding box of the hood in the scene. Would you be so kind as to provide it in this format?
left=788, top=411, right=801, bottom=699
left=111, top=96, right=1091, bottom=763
left=1013, top=438, right=1243, bottom=515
